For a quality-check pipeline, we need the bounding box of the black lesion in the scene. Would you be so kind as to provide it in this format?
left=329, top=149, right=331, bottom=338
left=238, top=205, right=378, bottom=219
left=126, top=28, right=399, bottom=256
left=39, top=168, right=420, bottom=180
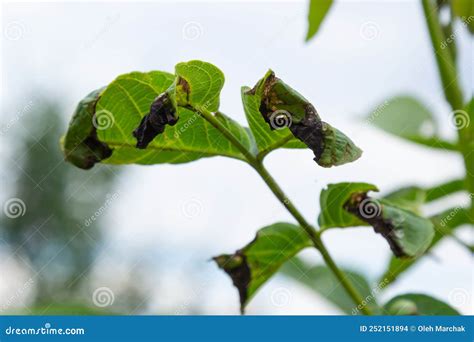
left=133, top=92, right=178, bottom=149
left=81, top=133, right=113, bottom=169
left=288, top=110, right=325, bottom=163
left=250, top=73, right=327, bottom=165
left=344, top=193, right=406, bottom=258
left=213, top=253, right=251, bottom=314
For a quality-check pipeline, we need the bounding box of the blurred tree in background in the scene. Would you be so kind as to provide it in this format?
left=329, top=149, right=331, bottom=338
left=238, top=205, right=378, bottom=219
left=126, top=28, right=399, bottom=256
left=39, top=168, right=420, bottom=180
left=0, top=98, right=121, bottom=313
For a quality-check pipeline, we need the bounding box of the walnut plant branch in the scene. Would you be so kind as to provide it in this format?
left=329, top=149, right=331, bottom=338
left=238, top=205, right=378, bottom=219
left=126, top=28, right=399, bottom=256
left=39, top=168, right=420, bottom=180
left=197, top=106, right=373, bottom=315
left=63, top=60, right=439, bottom=314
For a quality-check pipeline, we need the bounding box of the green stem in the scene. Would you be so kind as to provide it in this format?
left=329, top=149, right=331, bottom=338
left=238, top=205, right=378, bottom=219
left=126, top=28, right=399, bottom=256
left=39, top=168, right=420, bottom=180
left=421, top=0, right=474, bottom=221
left=252, top=163, right=372, bottom=316
left=256, top=134, right=295, bottom=162
left=421, top=0, right=464, bottom=109
left=197, top=105, right=373, bottom=315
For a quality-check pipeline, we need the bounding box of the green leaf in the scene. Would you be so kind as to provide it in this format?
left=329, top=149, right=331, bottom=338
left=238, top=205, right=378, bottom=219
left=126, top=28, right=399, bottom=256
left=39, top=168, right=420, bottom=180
left=62, top=62, right=256, bottom=169
left=383, top=186, right=426, bottom=214
left=425, top=179, right=466, bottom=202
left=402, top=136, right=459, bottom=151
left=213, top=222, right=312, bottom=313
left=306, top=0, right=333, bottom=41
left=319, top=182, right=435, bottom=258
left=366, top=96, right=456, bottom=150
left=246, top=70, right=362, bottom=166
left=367, top=96, right=435, bottom=137
left=372, top=203, right=435, bottom=257
left=280, top=257, right=378, bottom=314
left=379, top=207, right=470, bottom=287
left=241, top=85, right=305, bottom=156
left=384, top=294, right=459, bottom=315
left=318, top=182, right=379, bottom=229
left=452, top=0, right=474, bottom=34
left=382, top=179, right=465, bottom=214
left=61, top=88, right=112, bottom=169
left=174, top=60, right=225, bottom=111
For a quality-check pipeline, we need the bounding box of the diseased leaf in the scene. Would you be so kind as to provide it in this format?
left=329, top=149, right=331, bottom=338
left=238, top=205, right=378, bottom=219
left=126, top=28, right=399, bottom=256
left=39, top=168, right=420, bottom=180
left=132, top=61, right=225, bottom=149
left=241, top=86, right=305, bottom=157
left=318, top=182, right=379, bottom=229
left=384, top=294, right=459, bottom=315
left=379, top=207, right=470, bottom=287
left=306, top=0, right=333, bottom=41
left=247, top=70, right=362, bottom=167
left=280, top=257, right=379, bottom=314
left=213, top=222, right=312, bottom=313
left=61, top=88, right=113, bottom=169
left=62, top=64, right=256, bottom=168
left=345, top=196, right=434, bottom=258
left=319, top=183, right=435, bottom=258
left=174, top=60, right=225, bottom=111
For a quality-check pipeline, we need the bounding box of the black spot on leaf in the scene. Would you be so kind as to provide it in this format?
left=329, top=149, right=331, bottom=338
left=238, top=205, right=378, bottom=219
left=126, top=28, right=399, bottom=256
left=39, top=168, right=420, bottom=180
left=344, top=193, right=407, bottom=258
left=133, top=92, right=178, bottom=149
left=213, top=253, right=251, bottom=314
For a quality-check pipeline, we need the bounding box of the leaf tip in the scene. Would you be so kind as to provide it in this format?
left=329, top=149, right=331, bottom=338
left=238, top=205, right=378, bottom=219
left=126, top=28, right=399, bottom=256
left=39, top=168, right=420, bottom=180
left=62, top=88, right=113, bottom=170
left=213, top=253, right=250, bottom=313
left=315, top=122, right=363, bottom=167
